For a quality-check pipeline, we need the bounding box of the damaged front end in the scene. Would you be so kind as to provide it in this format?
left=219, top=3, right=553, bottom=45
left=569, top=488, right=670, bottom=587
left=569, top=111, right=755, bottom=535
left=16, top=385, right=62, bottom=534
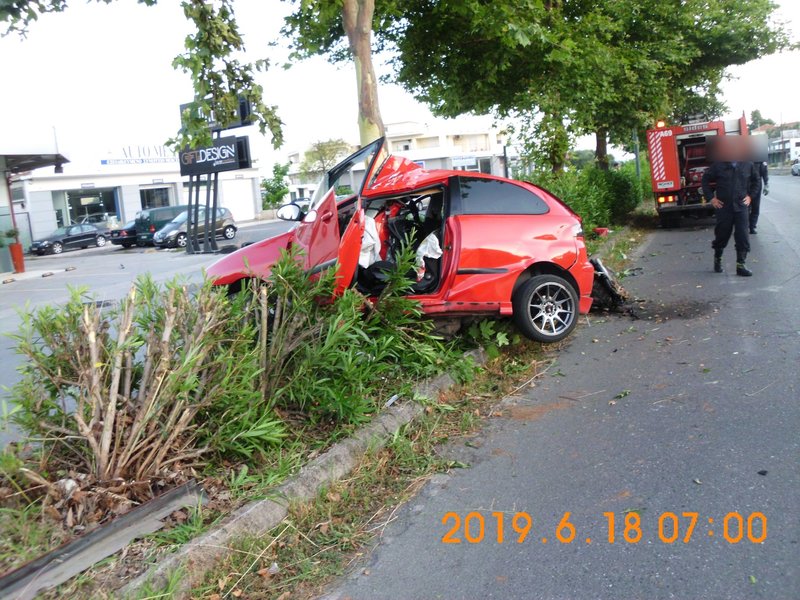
left=590, top=257, right=629, bottom=311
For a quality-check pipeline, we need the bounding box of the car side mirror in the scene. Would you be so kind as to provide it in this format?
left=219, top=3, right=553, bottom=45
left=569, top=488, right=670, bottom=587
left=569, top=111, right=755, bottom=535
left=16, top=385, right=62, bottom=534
left=277, top=202, right=304, bottom=221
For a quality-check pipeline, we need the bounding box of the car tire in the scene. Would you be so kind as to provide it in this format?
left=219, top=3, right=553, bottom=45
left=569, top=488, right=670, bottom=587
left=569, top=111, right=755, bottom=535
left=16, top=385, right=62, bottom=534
left=223, top=225, right=236, bottom=239
left=176, top=233, right=188, bottom=248
left=96, top=235, right=107, bottom=247
left=51, top=242, right=63, bottom=255
left=122, top=242, right=133, bottom=248
left=512, top=274, right=579, bottom=344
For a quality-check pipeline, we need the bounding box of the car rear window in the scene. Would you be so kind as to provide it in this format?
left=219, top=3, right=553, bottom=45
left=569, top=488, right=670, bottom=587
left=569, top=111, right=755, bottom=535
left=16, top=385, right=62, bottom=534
left=457, top=177, right=549, bottom=215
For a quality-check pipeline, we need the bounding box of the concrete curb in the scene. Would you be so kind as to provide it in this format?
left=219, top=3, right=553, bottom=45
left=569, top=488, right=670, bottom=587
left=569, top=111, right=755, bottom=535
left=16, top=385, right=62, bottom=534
left=119, top=350, right=486, bottom=598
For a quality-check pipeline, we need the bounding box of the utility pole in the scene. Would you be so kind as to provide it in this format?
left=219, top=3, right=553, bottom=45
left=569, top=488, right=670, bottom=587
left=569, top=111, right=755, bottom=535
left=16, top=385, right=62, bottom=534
left=633, top=128, right=641, bottom=180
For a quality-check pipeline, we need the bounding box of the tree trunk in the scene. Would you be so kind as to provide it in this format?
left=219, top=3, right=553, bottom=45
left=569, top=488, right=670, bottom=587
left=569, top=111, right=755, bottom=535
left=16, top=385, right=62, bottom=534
left=595, top=128, right=609, bottom=170
left=342, top=0, right=384, bottom=146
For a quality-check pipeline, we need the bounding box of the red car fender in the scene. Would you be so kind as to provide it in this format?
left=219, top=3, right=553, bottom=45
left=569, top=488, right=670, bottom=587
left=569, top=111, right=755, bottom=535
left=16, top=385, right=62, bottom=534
left=206, top=229, right=294, bottom=287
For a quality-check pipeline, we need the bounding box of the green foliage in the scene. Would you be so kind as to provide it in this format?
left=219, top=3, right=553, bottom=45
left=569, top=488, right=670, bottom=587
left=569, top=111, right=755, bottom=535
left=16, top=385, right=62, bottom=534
left=749, top=109, right=776, bottom=132
left=379, top=0, right=791, bottom=169
left=1, top=243, right=457, bottom=543
left=0, top=502, right=65, bottom=573
left=300, top=138, right=351, bottom=183
left=7, top=277, right=283, bottom=489
left=524, top=165, right=643, bottom=232
left=262, top=163, right=291, bottom=210
left=148, top=503, right=211, bottom=548
left=465, top=320, right=514, bottom=360
left=259, top=244, right=453, bottom=423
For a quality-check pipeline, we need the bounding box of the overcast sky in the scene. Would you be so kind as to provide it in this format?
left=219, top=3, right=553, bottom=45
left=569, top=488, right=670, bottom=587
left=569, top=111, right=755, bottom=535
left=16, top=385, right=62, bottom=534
left=1, top=0, right=798, bottom=171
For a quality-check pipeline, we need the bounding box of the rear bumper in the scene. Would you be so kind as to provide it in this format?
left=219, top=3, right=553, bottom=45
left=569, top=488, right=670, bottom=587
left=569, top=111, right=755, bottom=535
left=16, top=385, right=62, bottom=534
left=657, top=203, right=714, bottom=214
left=570, top=259, right=595, bottom=314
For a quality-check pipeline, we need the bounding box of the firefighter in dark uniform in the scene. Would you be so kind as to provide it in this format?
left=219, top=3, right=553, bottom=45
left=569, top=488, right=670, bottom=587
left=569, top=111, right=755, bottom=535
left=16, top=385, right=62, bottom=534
left=701, top=139, right=761, bottom=276
left=749, top=161, right=769, bottom=234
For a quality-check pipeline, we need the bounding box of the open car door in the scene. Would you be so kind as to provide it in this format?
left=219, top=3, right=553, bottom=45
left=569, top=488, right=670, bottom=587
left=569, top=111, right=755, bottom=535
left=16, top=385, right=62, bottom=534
left=293, top=138, right=389, bottom=295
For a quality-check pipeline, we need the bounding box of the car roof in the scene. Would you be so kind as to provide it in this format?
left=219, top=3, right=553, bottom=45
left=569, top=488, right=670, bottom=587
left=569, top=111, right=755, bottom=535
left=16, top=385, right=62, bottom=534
left=363, top=154, right=535, bottom=198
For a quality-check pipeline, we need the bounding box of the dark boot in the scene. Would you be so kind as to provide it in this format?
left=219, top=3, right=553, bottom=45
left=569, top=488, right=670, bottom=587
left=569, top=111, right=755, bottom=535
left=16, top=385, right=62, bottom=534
left=713, top=249, right=723, bottom=273
left=736, top=251, right=752, bottom=277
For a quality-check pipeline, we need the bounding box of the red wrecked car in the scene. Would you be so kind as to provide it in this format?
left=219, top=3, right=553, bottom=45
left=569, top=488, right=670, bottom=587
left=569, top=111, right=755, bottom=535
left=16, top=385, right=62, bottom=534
left=207, top=138, right=595, bottom=343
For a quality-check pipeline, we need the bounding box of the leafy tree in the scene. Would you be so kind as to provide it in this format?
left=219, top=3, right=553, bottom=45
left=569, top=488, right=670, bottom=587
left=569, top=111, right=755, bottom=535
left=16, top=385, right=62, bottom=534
left=283, top=0, right=403, bottom=144
left=567, top=149, right=603, bottom=170
left=261, top=162, right=290, bottom=209
left=749, top=109, right=776, bottom=132
left=299, top=138, right=352, bottom=181
left=382, top=0, right=790, bottom=170
left=1, top=0, right=283, bottom=150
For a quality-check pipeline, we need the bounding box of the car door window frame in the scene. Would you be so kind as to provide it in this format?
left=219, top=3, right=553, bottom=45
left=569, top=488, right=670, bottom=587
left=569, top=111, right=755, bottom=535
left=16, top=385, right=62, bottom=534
left=449, top=176, right=550, bottom=216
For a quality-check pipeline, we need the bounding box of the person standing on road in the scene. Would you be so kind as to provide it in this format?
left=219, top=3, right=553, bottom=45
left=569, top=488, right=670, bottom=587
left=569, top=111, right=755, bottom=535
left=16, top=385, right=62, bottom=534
left=701, top=138, right=762, bottom=276
left=749, top=161, right=769, bottom=234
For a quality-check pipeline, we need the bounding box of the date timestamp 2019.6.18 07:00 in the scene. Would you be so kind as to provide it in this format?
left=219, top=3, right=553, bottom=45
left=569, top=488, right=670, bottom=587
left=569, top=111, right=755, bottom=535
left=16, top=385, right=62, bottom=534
left=441, top=511, right=767, bottom=545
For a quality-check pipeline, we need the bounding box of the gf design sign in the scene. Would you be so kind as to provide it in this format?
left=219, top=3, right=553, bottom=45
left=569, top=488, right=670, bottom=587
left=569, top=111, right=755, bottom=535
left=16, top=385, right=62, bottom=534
left=179, top=137, right=239, bottom=176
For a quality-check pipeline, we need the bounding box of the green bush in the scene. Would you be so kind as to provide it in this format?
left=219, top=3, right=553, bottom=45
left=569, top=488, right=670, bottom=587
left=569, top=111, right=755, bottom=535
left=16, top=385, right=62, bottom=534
left=1, top=245, right=456, bottom=532
left=7, top=278, right=280, bottom=488
left=523, top=164, right=644, bottom=231
left=257, top=245, right=451, bottom=423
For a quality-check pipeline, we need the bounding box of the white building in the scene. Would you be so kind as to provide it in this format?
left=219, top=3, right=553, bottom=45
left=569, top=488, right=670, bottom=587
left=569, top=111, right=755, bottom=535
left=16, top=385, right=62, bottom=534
left=7, top=142, right=263, bottom=247
left=767, top=130, right=800, bottom=165
left=285, top=119, right=515, bottom=203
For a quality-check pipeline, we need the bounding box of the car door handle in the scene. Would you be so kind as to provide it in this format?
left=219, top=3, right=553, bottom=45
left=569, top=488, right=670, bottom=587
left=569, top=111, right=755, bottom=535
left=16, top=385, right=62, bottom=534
left=321, top=211, right=334, bottom=223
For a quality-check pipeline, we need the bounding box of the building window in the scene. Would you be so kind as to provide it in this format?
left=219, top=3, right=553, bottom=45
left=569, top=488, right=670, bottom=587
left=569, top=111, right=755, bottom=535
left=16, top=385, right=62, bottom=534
left=66, top=188, right=118, bottom=225
left=140, top=187, right=171, bottom=209
left=479, top=158, right=492, bottom=174
left=457, top=177, right=549, bottom=215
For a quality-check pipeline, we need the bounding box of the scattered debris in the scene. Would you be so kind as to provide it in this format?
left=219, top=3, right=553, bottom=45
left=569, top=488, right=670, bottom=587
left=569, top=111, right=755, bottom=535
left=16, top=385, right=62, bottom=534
left=757, top=470, right=768, bottom=476
left=384, top=394, right=400, bottom=408
left=2, top=278, right=14, bottom=284
left=590, top=258, right=630, bottom=312
left=692, top=478, right=702, bottom=485
left=65, top=266, right=77, bottom=271
left=41, top=271, right=54, bottom=278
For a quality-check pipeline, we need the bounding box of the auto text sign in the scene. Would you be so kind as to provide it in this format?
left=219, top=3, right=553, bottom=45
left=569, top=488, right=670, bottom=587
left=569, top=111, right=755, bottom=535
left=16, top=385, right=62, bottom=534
left=179, top=137, right=239, bottom=176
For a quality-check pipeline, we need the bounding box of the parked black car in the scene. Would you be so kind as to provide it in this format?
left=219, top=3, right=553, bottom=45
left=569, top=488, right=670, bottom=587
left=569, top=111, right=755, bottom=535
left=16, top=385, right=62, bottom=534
left=29, top=224, right=108, bottom=255
left=110, top=220, right=138, bottom=248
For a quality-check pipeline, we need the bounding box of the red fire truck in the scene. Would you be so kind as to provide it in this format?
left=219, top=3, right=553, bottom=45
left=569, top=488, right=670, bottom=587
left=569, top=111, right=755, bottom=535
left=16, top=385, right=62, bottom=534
left=646, top=115, right=749, bottom=228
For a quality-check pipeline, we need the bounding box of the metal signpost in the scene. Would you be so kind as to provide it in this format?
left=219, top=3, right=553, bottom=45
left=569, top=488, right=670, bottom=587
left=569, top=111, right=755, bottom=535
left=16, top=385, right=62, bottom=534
left=177, top=99, right=253, bottom=254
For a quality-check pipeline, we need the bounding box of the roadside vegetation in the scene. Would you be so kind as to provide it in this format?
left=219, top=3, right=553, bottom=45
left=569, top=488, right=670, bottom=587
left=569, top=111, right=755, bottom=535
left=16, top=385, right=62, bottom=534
left=0, top=171, right=649, bottom=594
left=523, top=158, right=652, bottom=236
left=0, top=246, right=458, bottom=575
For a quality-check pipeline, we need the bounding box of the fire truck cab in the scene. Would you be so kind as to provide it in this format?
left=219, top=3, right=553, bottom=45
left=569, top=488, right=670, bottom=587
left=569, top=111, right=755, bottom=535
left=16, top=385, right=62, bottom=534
left=646, top=114, right=748, bottom=228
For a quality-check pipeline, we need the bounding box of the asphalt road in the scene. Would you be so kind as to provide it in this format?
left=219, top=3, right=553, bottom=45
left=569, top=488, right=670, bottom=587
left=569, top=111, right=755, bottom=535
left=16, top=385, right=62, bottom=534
left=0, top=219, right=293, bottom=446
left=324, top=175, right=800, bottom=600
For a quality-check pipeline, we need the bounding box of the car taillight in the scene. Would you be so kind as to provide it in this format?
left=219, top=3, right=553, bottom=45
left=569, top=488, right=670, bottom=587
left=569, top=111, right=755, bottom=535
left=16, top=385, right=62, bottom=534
left=149, top=225, right=155, bottom=232
left=658, top=195, right=676, bottom=204
left=121, top=231, right=127, bottom=237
